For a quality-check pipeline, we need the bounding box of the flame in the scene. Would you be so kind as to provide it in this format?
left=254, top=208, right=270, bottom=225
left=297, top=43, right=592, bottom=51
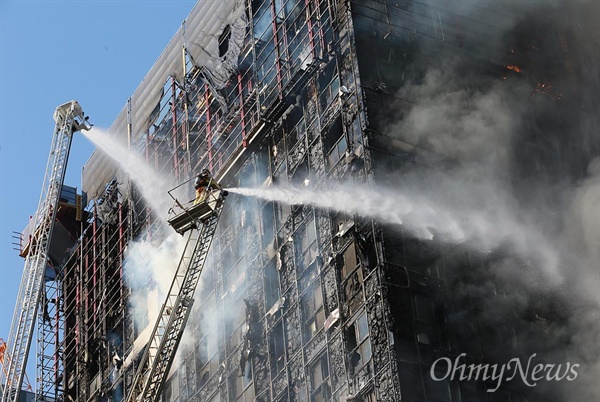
left=532, top=82, right=562, bottom=100
left=506, top=65, right=522, bottom=73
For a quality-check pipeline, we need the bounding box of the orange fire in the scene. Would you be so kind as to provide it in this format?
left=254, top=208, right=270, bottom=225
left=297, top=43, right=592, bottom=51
left=506, top=65, right=522, bottom=73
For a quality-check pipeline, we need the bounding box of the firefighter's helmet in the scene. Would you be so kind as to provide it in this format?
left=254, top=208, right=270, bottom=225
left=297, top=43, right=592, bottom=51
left=195, top=169, right=211, bottom=189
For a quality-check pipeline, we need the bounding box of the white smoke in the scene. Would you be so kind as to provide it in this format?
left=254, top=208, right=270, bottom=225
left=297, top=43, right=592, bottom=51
left=123, top=233, right=187, bottom=326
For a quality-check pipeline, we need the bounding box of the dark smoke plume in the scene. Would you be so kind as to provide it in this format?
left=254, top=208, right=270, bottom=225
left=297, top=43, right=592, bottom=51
left=381, top=0, right=599, bottom=400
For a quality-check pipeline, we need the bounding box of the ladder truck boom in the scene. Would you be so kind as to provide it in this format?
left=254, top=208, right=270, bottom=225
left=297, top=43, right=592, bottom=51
left=1, top=101, right=91, bottom=402
left=124, top=183, right=226, bottom=402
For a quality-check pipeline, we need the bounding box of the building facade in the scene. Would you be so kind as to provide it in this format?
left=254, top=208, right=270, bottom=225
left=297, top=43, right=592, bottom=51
left=36, top=1, right=597, bottom=402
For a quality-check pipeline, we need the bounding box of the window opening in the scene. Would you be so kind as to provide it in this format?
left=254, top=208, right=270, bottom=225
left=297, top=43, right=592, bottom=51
left=269, top=321, right=286, bottom=373
left=219, top=25, right=232, bottom=57
left=303, top=280, right=325, bottom=340
left=309, top=353, right=331, bottom=402
left=347, top=312, right=372, bottom=374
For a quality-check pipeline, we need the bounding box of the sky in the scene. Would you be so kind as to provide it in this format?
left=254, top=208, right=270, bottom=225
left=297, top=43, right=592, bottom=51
left=0, top=0, right=197, bottom=384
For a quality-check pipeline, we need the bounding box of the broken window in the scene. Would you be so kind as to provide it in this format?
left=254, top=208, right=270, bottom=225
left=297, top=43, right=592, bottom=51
left=343, top=267, right=364, bottom=316
left=264, top=260, right=280, bottom=311
left=284, top=105, right=305, bottom=148
left=355, top=232, right=377, bottom=270
left=227, top=304, right=247, bottom=354
left=291, top=160, right=310, bottom=188
left=275, top=201, right=291, bottom=233
left=309, top=353, right=331, bottom=402
left=349, top=115, right=362, bottom=145
left=302, top=280, right=325, bottom=341
left=229, top=365, right=255, bottom=402
left=298, top=216, right=318, bottom=270
left=269, top=321, right=286, bottom=374
left=306, top=114, right=320, bottom=142
left=261, top=202, right=276, bottom=250
left=319, top=62, right=340, bottom=110
left=327, top=136, right=347, bottom=169
left=341, top=243, right=358, bottom=279
left=323, top=115, right=343, bottom=154
left=346, top=312, right=372, bottom=374
left=285, top=0, right=311, bottom=71
left=318, top=61, right=336, bottom=94
left=256, top=147, right=270, bottom=186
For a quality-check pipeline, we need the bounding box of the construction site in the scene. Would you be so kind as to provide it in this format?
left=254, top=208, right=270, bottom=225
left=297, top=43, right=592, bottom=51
left=1, top=0, right=598, bottom=402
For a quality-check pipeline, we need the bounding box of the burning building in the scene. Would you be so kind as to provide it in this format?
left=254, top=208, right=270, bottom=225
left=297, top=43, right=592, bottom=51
left=6, top=0, right=598, bottom=401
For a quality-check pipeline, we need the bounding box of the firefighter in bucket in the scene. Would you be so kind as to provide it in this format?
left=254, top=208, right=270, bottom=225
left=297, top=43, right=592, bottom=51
left=193, top=169, right=223, bottom=205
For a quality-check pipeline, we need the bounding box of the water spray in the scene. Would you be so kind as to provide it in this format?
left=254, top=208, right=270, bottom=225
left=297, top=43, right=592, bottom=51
left=227, top=183, right=564, bottom=286
left=82, top=127, right=175, bottom=221
left=229, top=184, right=464, bottom=242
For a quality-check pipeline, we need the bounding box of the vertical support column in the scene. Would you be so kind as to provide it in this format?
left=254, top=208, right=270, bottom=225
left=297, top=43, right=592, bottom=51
left=237, top=73, right=247, bottom=147
left=306, top=0, right=316, bottom=57
left=145, top=134, right=152, bottom=241
left=53, top=301, right=59, bottom=396
left=127, top=98, right=132, bottom=150
left=308, top=0, right=326, bottom=58
left=92, top=205, right=97, bottom=335
left=171, top=77, right=180, bottom=180
left=181, top=33, right=192, bottom=177
left=84, top=241, right=89, bottom=332
left=119, top=203, right=124, bottom=302
left=270, top=0, right=283, bottom=97
left=75, top=241, right=81, bottom=399
left=204, top=84, right=213, bottom=171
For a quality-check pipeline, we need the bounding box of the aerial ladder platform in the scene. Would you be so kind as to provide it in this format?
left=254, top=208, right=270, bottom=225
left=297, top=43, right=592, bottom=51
left=1, top=101, right=91, bottom=402
left=124, top=178, right=226, bottom=402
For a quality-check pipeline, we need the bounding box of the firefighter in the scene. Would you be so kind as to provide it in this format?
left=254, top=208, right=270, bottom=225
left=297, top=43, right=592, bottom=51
left=193, top=169, right=222, bottom=204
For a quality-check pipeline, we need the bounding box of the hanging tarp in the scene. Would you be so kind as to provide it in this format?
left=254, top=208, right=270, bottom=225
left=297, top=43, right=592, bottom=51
left=82, top=1, right=244, bottom=199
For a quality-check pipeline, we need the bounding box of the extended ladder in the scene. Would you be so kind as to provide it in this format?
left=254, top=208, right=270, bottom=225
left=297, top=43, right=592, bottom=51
left=124, top=191, right=224, bottom=402
left=1, top=101, right=90, bottom=402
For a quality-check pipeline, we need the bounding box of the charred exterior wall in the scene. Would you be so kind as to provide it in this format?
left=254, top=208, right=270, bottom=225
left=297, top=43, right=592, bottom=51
left=57, top=1, right=598, bottom=402
left=352, top=0, right=598, bottom=401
